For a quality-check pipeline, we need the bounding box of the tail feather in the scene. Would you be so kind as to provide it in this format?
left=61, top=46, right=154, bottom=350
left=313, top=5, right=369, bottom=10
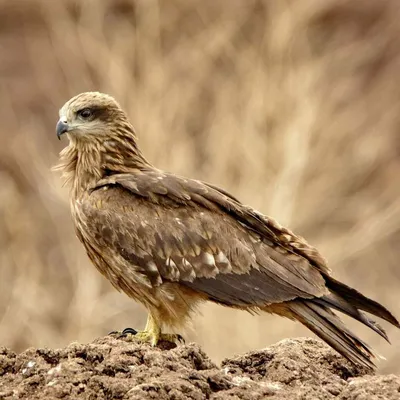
left=265, top=276, right=399, bottom=370
left=325, top=277, right=400, bottom=328
left=315, top=293, right=390, bottom=342
left=288, top=300, right=377, bottom=370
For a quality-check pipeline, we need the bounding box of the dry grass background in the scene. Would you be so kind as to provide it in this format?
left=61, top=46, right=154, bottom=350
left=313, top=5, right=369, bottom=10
left=0, top=0, right=399, bottom=373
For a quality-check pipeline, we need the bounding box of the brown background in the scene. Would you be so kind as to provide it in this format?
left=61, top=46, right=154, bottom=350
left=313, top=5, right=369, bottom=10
left=0, top=0, right=399, bottom=373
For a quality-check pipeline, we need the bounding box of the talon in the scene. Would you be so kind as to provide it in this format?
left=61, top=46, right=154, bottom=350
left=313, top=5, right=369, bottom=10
left=158, top=333, right=184, bottom=345
left=121, top=314, right=184, bottom=348
left=108, top=328, right=138, bottom=338
left=122, top=327, right=138, bottom=336
left=177, top=334, right=185, bottom=343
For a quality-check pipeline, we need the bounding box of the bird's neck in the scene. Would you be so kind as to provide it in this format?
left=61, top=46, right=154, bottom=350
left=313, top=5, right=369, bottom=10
left=74, top=144, right=103, bottom=196
left=56, top=139, right=151, bottom=197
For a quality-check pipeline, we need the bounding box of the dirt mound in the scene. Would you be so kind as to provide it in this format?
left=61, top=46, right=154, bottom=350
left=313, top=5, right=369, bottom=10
left=0, top=337, right=398, bottom=399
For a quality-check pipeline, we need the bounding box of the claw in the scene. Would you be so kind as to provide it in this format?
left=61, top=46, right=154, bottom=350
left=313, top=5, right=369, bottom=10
left=108, top=327, right=138, bottom=337
left=122, top=327, right=138, bottom=336
left=108, top=315, right=183, bottom=348
left=157, top=333, right=185, bottom=345
left=176, top=334, right=185, bottom=343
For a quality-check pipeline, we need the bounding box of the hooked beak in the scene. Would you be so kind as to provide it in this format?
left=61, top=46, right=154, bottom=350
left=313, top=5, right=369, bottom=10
left=56, top=119, right=69, bottom=140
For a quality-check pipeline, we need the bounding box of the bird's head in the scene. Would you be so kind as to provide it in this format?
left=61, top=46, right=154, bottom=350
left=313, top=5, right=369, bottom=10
left=55, top=92, right=149, bottom=182
left=56, top=92, right=134, bottom=143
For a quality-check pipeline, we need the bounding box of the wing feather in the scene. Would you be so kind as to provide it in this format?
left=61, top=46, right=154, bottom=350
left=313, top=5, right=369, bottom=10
left=81, top=172, right=329, bottom=307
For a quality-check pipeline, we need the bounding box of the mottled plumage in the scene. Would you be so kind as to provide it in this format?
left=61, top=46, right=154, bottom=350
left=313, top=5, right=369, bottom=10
left=56, top=92, right=399, bottom=370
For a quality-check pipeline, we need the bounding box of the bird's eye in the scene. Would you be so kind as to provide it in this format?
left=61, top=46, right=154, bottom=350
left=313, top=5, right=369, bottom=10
left=77, top=108, right=93, bottom=120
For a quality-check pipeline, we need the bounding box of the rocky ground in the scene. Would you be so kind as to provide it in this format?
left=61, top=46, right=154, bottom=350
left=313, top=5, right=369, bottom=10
left=0, top=336, right=399, bottom=399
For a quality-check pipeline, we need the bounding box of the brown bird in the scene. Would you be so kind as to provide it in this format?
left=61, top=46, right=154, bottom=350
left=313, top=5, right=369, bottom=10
left=55, top=91, right=398, bottom=370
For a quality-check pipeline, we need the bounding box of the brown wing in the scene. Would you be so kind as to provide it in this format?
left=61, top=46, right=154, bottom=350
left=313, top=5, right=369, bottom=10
left=81, top=170, right=329, bottom=307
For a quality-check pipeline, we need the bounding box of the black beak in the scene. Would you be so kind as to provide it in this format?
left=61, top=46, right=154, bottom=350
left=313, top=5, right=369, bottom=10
left=56, top=119, right=69, bottom=140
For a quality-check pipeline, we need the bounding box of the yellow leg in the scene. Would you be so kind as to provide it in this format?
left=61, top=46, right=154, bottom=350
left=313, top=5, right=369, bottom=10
left=128, top=312, right=184, bottom=346
left=144, top=313, right=161, bottom=346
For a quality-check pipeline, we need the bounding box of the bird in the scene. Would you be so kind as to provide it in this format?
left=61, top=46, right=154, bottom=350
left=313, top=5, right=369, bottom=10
left=55, top=91, right=399, bottom=371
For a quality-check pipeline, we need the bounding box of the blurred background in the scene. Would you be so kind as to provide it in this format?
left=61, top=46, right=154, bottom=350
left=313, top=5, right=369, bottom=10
left=0, top=0, right=399, bottom=373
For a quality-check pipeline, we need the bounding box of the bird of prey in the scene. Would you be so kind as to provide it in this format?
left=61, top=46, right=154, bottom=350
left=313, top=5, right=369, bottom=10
left=55, top=91, right=398, bottom=370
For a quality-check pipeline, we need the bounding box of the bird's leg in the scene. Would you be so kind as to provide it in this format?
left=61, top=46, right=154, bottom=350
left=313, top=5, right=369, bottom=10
left=136, top=313, right=161, bottom=346
left=129, top=313, right=184, bottom=346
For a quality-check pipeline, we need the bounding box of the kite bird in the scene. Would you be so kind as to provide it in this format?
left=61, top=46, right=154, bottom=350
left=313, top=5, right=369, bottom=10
left=55, top=92, right=399, bottom=370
